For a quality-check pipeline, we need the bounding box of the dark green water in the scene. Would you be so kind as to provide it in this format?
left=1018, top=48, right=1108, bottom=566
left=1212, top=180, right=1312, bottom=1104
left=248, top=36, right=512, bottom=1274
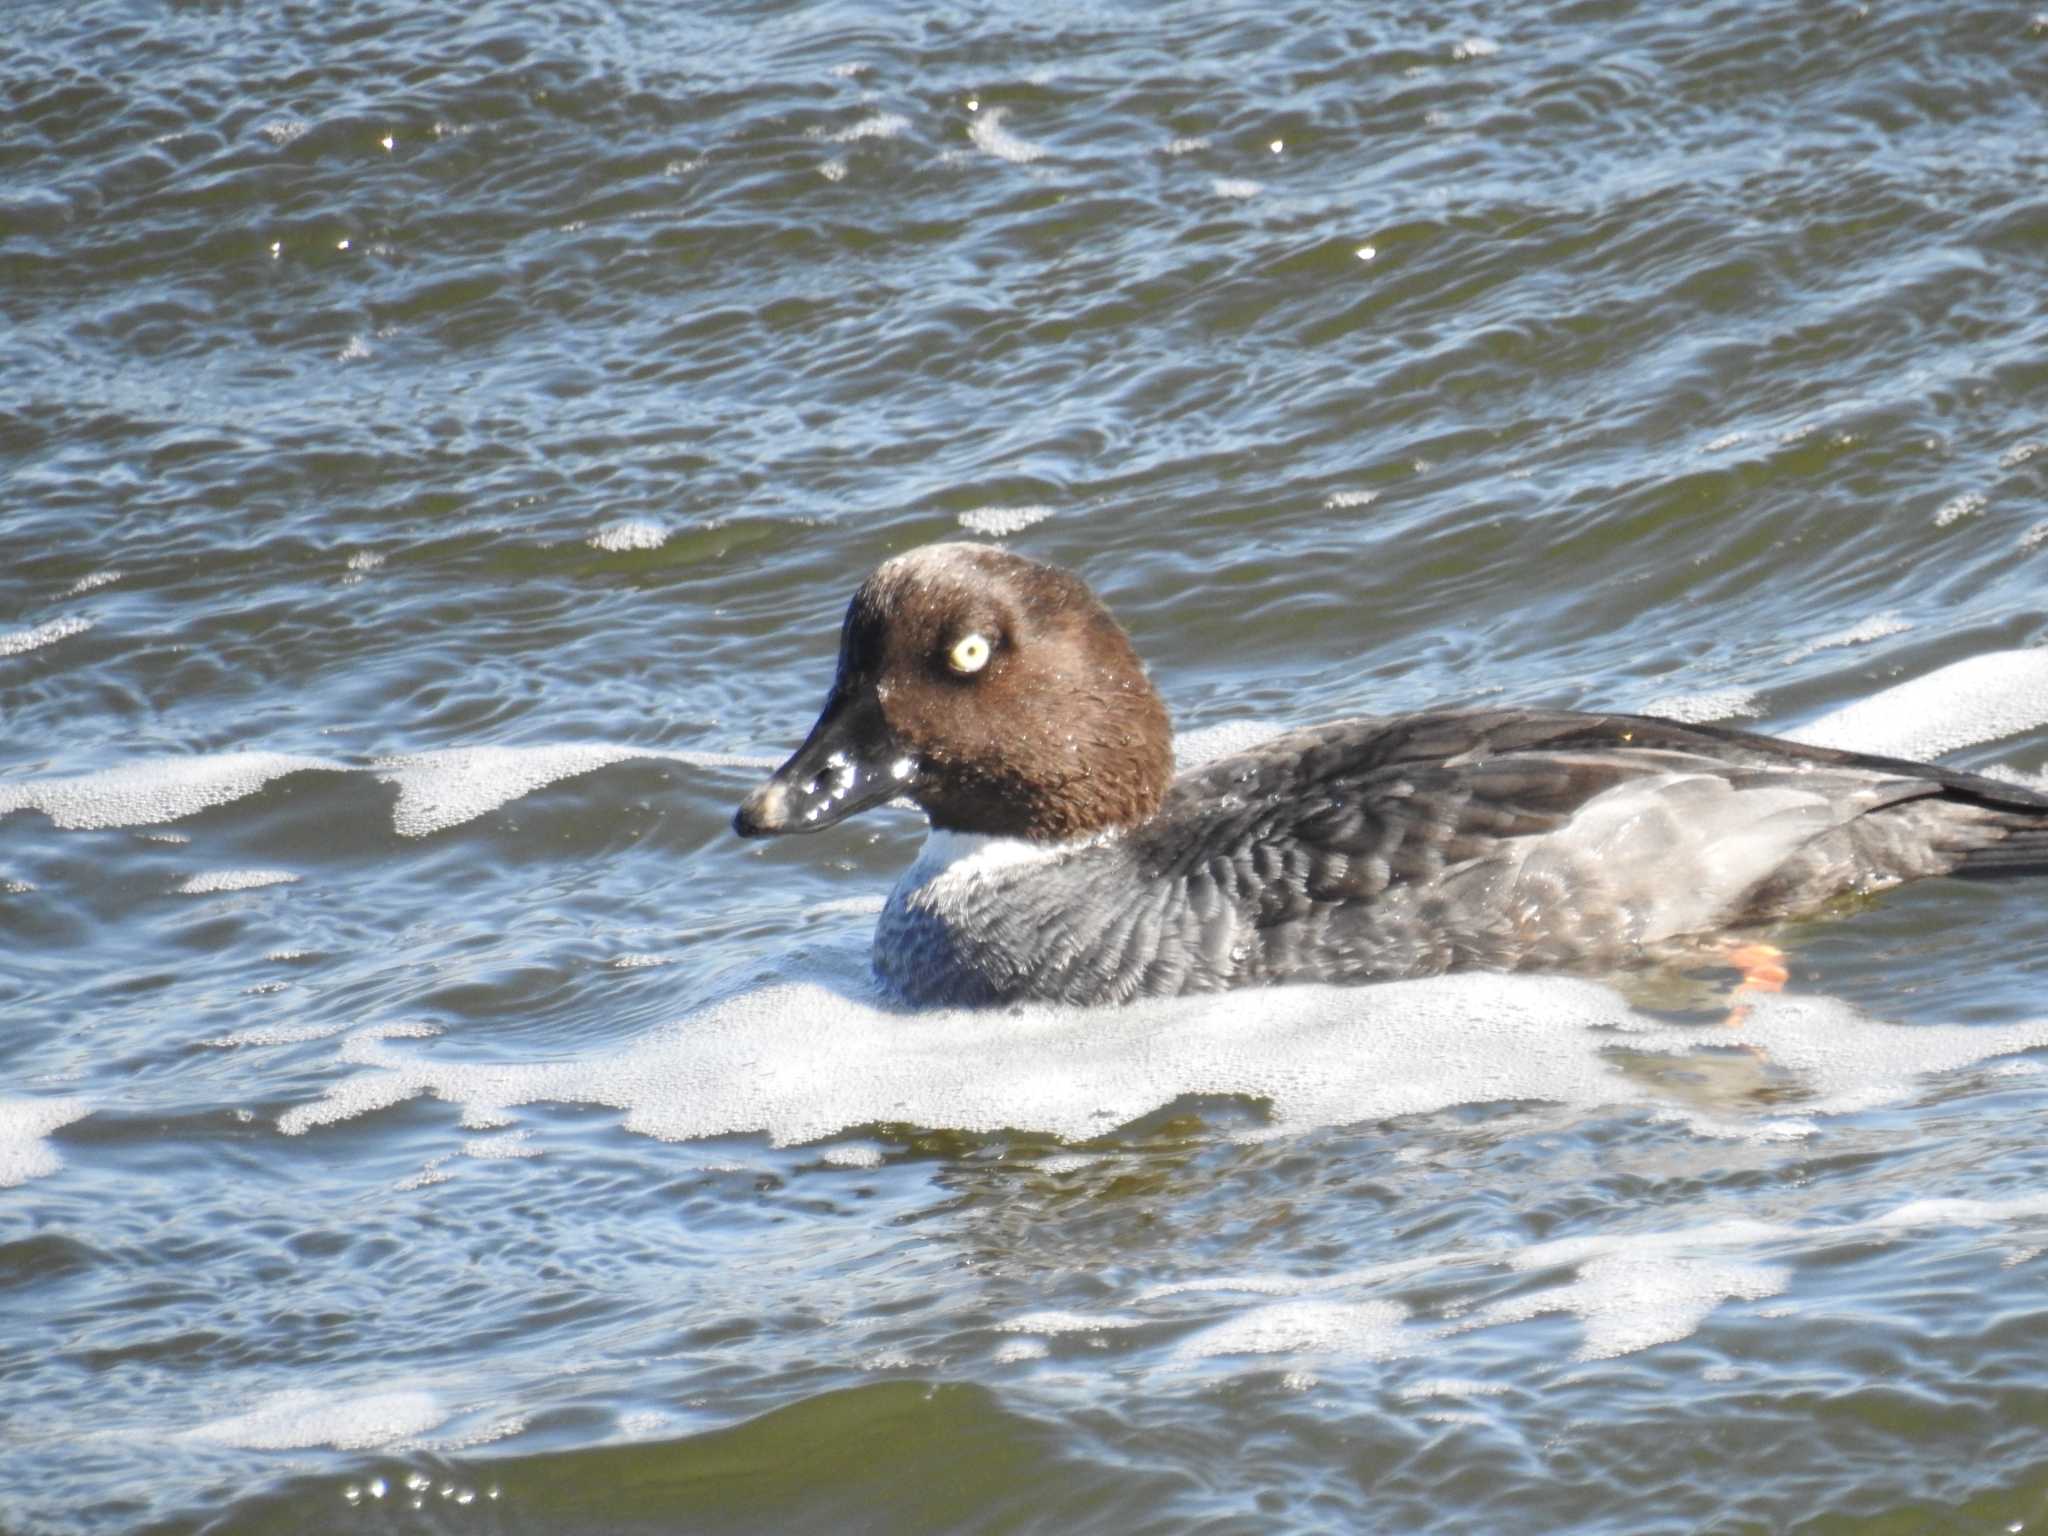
left=5, top=1, right=2048, bottom=1531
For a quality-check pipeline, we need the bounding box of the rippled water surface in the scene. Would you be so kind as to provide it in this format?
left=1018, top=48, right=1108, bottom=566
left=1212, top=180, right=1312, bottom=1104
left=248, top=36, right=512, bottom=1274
left=6, top=1, right=2048, bottom=1531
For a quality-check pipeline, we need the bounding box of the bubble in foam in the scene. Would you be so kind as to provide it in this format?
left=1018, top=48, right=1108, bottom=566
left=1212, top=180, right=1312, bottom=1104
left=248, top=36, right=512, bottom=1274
left=1640, top=688, right=1761, bottom=724
left=957, top=505, right=1054, bottom=537
left=373, top=744, right=655, bottom=837
left=1471, top=1252, right=1786, bottom=1360
left=1000, top=1310, right=1147, bottom=1335
left=1933, top=491, right=1987, bottom=528
left=205, top=1021, right=351, bottom=1048
left=1781, top=612, right=1911, bottom=664
left=819, top=1141, right=885, bottom=1169
left=373, top=744, right=775, bottom=837
left=1399, top=1378, right=1510, bottom=1401
left=0, top=752, right=344, bottom=831
left=279, top=955, right=2048, bottom=1167
left=968, top=107, right=1046, bottom=164
left=587, top=520, right=668, bottom=553
left=177, top=869, right=299, bottom=894
left=1169, top=1299, right=1412, bottom=1364
left=1864, top=1193, right=2048, bottom=1230
left=461, top=1131, right=540, bottom=1160
left=1785, top=648, right=2048, bottom=758
left=608, top=952, right=674, bottom=970
left=826, top=112, right=908, bottom=143
left=1172, top=719, right=1287, bottom=770
left=0, top=616, right=93, bottom=657
left=181, top=1388, right=446, bottom=1451
left=0, top=1096, right=89, bottom=1187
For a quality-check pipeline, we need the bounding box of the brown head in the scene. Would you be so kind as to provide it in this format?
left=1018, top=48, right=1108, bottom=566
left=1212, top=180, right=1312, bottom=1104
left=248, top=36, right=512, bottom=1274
left=733, top=543, right=1173, bottom=842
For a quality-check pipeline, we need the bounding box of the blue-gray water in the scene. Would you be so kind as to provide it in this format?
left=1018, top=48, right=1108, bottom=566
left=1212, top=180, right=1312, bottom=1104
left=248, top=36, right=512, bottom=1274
left=6, top=2, right=2048, bottom=1531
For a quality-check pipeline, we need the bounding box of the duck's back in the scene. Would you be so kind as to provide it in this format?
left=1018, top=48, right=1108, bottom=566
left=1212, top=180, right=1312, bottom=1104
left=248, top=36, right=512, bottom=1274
left=875, top=709, right=2048, bottom=1007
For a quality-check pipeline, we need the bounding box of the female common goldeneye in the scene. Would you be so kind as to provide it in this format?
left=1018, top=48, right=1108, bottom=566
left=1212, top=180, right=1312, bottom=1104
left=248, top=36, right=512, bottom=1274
left=734, top=543, right=2048, bottom=1007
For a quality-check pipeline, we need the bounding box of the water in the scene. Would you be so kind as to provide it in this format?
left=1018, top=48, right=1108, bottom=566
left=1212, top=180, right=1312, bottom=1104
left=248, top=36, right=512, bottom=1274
left=5, top=0, right=2048, bottom=1530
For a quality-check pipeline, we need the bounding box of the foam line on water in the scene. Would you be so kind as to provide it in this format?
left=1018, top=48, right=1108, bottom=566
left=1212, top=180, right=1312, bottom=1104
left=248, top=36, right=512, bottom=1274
left=0, top=745, right=778, bottom=837
left=177, top=869, right=299, bottom=894
left=0, top=1096, right=89, bottom=1187
left=0, top=753, right=345, bottom=831
left=179, top=1388, right=447, bottom=1451
left=374, top=744, right=654, bottom=837
left=0, top=616, right=93, bottom=658
left=1787, top=648, right=2048, bottom=757
left=3, top=647, right=2040, bottom=839
left=968, top=106, right=1047, bottom=164
left=1004, top=1192, right=2048, bottom=1373
left=1167, top=1299, right=1411, bottom=1365
left=278, top=978, right=2048, bottom=1148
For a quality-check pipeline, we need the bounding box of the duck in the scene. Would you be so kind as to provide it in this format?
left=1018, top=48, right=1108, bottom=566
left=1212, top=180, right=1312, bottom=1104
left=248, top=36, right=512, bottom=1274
left=734, top=542, right=2048, bottom=1008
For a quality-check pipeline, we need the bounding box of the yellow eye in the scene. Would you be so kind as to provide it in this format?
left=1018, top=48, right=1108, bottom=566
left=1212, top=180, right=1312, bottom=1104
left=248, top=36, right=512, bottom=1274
left=947, top=633, right=992, bottom=674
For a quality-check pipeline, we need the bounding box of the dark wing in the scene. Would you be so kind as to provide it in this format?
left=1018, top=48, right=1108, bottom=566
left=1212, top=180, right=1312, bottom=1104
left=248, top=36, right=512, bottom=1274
left=1130, top=709, right=2048, bottom=987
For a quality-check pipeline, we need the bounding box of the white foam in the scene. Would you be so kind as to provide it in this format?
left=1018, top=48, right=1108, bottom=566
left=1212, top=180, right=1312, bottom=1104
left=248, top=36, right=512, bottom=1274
left=277, top=969, right=2048, bottom=1148
left=827, top=112, right=908, bottom=143
left=5, top=641, right=2028, bottom=846
left=1451, top=36, right=1501, bottom=60
left=587, top=520, right=668, bottom=552
left=65, top=570, right=124, bottom=596
left=0, top=752, right=343, bottom=830
left=1934, top=491, right=1987, bottom=528
left=461, top=1131, right=540, bottom=1161
left=0, top=1097, right=89, bottom=1187
left=956, top=505, right=1054, bottom=537
left=0, top=616, right=93, bottom=658
left=994, top=1190, right=2048, bottom=1373
left=1864, top=1193, right=2048, bottom=1229
left=1398, top=1378, right=1510, bottom=1401
left=1983, top=764, right=2048, bottom=795
left=1172, top=719, right=1287, bottom=769
left=1782, top=613, right=1911, bottom=664
left=819, top=1141, right=885, bottom=1169
left=1640, top=688, right=1761, bottom=724
left=204, top=1021, right=351, bottom=1048
left=1786, top=648, right=2048, bottom=757
left=1169, top=1299, right=1411, bottom=1364
left=1212, top=178, right=1263, bottom=199
left=1325, top=490, right=1379, bottom=509
left=968, top=107, right=1046, bottom=164
left=177, top=869, right=299, bottom=894
left=1001, top=1310, right=1147, bottom=1335
left=993, top=1338, right=1048, bottom=1363
left=2, top=744, right=777, bottom=839
left=182, top=1388, right=446, bottom=1451
left=1468, top=1252, right=1786, bottom=1361
left=372, top=744, right=654, bottom=837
